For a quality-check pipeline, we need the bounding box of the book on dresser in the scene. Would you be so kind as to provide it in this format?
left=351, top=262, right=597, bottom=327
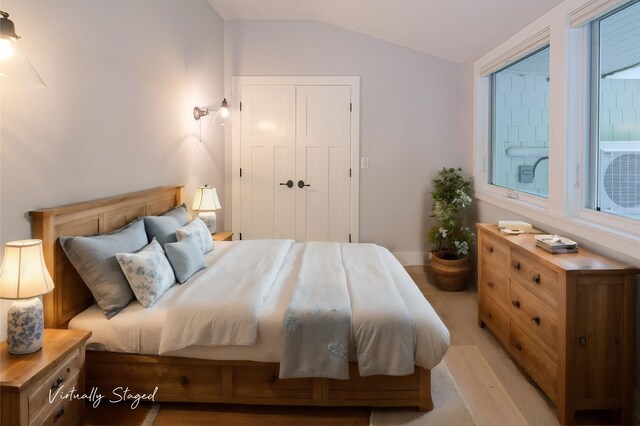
left=476, top=223, right=638, bottom=426
left=534, top=234, right=579, bottom=254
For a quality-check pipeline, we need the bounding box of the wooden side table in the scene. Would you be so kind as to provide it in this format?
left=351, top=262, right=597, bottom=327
left=1, top=329, right=91, bottom=426
left=212, top=231, right=234, bottom=241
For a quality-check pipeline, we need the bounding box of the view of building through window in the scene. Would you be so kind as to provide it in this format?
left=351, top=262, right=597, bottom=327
left=592, top=0, right=640, bottom=220
left=491, top=46, right=550, bottom=198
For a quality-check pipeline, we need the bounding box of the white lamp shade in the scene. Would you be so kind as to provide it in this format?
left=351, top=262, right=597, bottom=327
left=0, top=239, right=54, bottom=300
left=192, top=185, right=222, bottom=212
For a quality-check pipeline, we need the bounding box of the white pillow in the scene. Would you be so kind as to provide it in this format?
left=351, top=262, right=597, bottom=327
left=116, top=239, right=176, bottom=308
left=176, top=217, right=214, bottom=254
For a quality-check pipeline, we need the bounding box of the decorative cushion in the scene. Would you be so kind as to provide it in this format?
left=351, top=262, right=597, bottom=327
left=143, top=204, right=190, bottom=247
left=116, top=239, right=176, bottom=308
left=164, top=234, right=206, bottom=284
left=176, top=217, right=214, bottom=254
left=60, top=218, right=148, bottom=319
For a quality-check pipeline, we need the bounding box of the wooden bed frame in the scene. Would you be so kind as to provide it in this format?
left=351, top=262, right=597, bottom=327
left=29, top=186, right=433, bottom=411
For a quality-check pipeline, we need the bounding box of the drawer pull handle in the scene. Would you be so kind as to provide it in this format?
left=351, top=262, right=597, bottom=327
left=487, top=313, right=492, bottom=319
left=488, top=246, right=494, bottom=253
left=531, top=316, right=541, bottom=325
left=579, top=336, right=587, bottom=347
left=512, top=261, right=520, bottom=270
left=179, top=376, right=189, bottom=385
left=267, top=372, right=278, bottom=383
left=66, top=367, right=70, bottom=373
left=511, top=300, right=521, bottom=309
left=515, top=342, right=523, bottom=351
left=55, top=408, right=65, bottom=422
left=51, top=377, right=64, bottom=390
left=487, top=281, right=494, bottom=288
left=532, top=274, right=541, bottom=284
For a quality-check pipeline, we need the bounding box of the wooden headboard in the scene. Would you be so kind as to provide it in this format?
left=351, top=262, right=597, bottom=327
left=29, top=185, right=183, bottom=329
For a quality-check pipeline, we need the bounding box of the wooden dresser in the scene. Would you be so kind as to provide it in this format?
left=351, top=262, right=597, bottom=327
left=1, top=329, right=91, bottom=426
left=477, top=224, right=638, bottom=425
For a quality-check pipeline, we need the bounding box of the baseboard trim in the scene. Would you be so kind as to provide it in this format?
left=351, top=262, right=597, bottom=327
left=393, top=251, right=428, bottom=266
left=634, top=389, right=640, bottom=425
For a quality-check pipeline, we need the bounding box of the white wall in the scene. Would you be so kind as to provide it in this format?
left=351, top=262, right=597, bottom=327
left=223, top=20, right=465, bottom=262
left=0, top=0, right=225, bottom=340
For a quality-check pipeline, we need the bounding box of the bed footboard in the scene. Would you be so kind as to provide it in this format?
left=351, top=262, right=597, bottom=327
left=86, top=351, right=433, bottom=411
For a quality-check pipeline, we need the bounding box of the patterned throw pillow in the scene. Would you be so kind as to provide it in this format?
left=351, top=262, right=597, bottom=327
left=176, top=217, right=214, bottom=254
left=116, top=239, right=176, bottom=308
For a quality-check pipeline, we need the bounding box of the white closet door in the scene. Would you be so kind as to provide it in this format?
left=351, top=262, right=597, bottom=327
left=295, top=85, right=351, bottom=242
left=240, top=85, right=296, bottom=239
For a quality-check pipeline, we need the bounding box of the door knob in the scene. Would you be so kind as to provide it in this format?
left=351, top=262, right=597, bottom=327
left=279, top=180, right=294, bottom=188
left=297, top=180, right=310, bottom=189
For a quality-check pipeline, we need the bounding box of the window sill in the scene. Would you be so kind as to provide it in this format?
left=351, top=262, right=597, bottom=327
left=475, top=188, right=640, bottom=265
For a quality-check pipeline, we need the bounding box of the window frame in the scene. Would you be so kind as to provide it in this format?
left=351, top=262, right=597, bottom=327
left=474, top=26, right=551, bottom=210
left=488, top=45, right=551, bottom=199
left=473, top=0, right=640, bottom=262
left=585, top=0, right=640, bottom=220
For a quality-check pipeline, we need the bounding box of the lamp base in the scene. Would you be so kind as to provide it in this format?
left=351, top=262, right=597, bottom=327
left=7, top=297, right=44, bottom=354
left=198, top=211, right=217, bottom=234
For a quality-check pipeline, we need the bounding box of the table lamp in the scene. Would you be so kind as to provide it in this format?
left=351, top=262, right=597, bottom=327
left=192, top=185, right=222, bottom=234
left=0, top=239, right=54, bottom=354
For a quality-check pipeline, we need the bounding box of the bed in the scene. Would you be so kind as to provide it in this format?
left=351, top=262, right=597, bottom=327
left=30, top=185, right=449, bottom=410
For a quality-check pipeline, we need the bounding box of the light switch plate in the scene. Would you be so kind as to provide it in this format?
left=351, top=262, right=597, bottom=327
left=360, top=157, right=369, bottom=169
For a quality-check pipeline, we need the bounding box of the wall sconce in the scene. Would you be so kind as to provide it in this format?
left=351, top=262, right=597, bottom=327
left=0, top=10, right=45, bottom=88
left=193, top=98, right=230, bottom=123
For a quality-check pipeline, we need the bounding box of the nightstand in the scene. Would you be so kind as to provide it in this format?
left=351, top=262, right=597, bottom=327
left=1, top=329, right=91, bottom=426
left=212, top=231, right=233, bottom=241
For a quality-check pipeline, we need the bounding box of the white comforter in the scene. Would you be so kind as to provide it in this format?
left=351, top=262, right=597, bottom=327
left=155, top=240, right=449, bottom=380
left=159, top=240, right=294, bottom=354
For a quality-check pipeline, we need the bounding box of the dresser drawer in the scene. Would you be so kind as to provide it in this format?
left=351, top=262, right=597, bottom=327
left=479, top=291, right=510, bottom=346
left=510, top=322, right=557, bottom=401
left=28, top=348, right=81, bottom=424
left=510, top=250, right=558, bottom=310
left=480, top=261, right=509, bottom=306
left=480, top=233, right=509, bottom=270
left=509, top=282, right=558, bottom=359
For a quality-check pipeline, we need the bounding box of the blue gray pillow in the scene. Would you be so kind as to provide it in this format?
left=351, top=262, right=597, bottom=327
left=176, top=217, right=214, bottom=254
left=116, top=239, right=176, bottom=308
left=143, top=204, right=190, bottom=247
left=164, top=234, right=206, bottom=284
left=60, top=218, right=148, bottom=318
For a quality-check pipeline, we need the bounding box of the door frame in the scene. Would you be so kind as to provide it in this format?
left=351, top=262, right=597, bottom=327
left=230, top=76, right=360, bottom=242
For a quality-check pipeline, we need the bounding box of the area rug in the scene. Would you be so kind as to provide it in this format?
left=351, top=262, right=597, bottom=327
left=370, top=362, right=477, bottom=426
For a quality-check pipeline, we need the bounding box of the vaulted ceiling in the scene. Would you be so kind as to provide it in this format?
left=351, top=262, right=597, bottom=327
left=207, top=0, right=564, bottom=64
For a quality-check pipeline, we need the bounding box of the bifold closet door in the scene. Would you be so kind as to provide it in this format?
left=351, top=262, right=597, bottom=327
left=240, top=85, right=296, bottom=239
left=240, top=84, right=351, bottom=242
left=295, top=85, right=351, bottom=242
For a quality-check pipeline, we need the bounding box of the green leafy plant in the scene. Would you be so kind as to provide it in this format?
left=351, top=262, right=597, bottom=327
left=428, top=167, right=475, bottom=259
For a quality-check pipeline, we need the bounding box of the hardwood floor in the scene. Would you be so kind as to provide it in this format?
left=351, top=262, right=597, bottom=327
left=87, top=265, right=565, bottom=426
left=408, top=265, right=558, bottom=426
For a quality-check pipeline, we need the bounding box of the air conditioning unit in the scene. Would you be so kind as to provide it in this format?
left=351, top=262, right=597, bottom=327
left=597, top=141, right=640, bottom=218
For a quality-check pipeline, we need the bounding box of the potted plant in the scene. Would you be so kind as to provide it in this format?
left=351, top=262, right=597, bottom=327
left=428, top=167, right=475, bottom=291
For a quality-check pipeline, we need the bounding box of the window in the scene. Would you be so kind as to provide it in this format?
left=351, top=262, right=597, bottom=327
left=490, top=46, right=550, bottom=197
left=590, top=1, right=640, bottom=221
